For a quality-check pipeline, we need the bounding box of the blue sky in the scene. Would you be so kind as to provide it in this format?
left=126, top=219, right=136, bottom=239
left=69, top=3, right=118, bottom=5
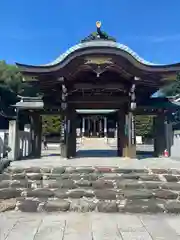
left=0, top=0, right=180, bottom=65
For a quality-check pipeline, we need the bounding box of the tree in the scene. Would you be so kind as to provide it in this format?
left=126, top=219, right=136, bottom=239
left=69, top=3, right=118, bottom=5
left=162, top=73, right=180, bottom=97
left=0, top=60, right=23, bottom=94
left=135, top=115, right=154, bottom=140
left=0, top=60, right=40, bottom=97
left=42, top=115, right=61, bottom=135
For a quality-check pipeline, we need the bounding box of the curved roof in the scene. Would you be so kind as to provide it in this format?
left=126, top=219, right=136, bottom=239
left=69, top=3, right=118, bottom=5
left=16, top=39, right=180, bottom=77
left=45, top=40, right=157, bottom=67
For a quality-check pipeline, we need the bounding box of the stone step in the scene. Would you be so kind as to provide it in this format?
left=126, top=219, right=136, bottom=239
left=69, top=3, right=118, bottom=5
left=5, top=166, right=180, bottom=176
left=0, top=183, right=180, bottom=198
left=1, top=197, right=180, bottom=214
left=1, top=165, right=180, bottom=213
left=2, top=179, right=180, bottom=190
left=2, top=171, right=180, bottom=183
left=6, top=166, right=150, bottom=174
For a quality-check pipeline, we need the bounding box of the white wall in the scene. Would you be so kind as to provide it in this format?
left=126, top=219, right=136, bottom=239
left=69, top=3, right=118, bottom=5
left=19, top=131, right=31, bottom=158
left=0, top=129, right=32, bottom=159
left=171, top=130, right=180, bottom=158
left=0, top=130, right=8, bottom=158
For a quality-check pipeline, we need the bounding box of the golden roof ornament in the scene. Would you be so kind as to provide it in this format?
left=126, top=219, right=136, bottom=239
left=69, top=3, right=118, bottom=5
left=81, top=21, right=116, bottom=43
left=96, top=21, right=102, bottom=29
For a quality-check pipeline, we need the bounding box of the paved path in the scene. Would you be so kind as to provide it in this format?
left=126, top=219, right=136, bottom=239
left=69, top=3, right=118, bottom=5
left=1, top=212, right=180, bottom=240
left=108, top=138, right=154, bottom=152
left=10, top=138, right=180, bottom=169
left=3, top=139, right=180, bottom=239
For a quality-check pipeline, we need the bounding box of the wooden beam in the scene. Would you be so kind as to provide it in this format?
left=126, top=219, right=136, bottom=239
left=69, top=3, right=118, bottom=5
left=68, top=95, right=128, bottom=103
left=72, top=83, right=126, bottom=90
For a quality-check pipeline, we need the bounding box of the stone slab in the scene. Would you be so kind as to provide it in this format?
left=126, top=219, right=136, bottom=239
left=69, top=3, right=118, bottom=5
left=0, top=214, right=18, bottom=240
left=166, top=216, right=180, bottom=236
left=120, top=199, right=164, bottom=213
left=25, top=189, right=54, bottom=198
left=1, top=212, right=180, bottom=240
left=11, top=173, right=26, bottom=180
left=92, top=180, right=114, bottom=189
left=63, top=215, right=92, bottom=240
left=140, top=215, right=180, bottom=240
left=0, top=180, right=11, bottom=188
left=42, top=200, right=70, bottom=212
left=140, top=174, right=160, bottom=181
left=97, top=201, right=118, bottom=212
left=122, top=190, right=153, bottom=199
left=165, top=201, right=180, bottom=213
left=51, top=167, right=65, bottom=174
left=0, top=189, right=21, bottom=199
left=92, top=214, right=122, bottom=240
left=0, top=173, right=11, bottom=181
left=161, top=182, right=180, bottom=190
left=17, top=199, right=40, bottom=212
left=95, top=189, right=117, bottom=200
left=68, top=189, right=94, bottom=198
left=153, top=190, right=178, bottom=200
left=34, top=217, right=65, bottom=240
left=70, top=199, right=96, bottom=212
left=163, top=175, right=178, bottom=182
left=5, top=218, right=41, bottom=240
left=117, top=180, right=144, bottom=189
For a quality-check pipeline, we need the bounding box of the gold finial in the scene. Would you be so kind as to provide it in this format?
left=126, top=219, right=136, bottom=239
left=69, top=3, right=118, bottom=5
left=96, top=21, right=101, bottom=29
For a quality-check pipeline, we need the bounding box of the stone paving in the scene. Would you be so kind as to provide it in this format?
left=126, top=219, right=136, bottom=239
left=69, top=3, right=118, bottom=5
left=0, top=138, right=180, bottom=214
left=1, top=212, right=180, bottom=239
left=1, top=166, right=180, bottom=213
left=2, top=139, right=180, bottom=238
left=10, top=138, right=180, bottom=169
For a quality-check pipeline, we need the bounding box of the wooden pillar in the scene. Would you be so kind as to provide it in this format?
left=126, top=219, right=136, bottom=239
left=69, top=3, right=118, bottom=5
left=68, top=108, right=76, bottom=158
left=154, top=114, right=166, bottom=157
left=127, top=112, right=136, bottom=158
left=117, top=110, right=128, bottom=157
left=60, top=114, right=66, bottom=157
left=166, top=121, right=173, bottom=156
left=60, top=108, right=76, bottom=158
left=104, top=116, right=107, bottom=138
left=82, top=117, right=85, bottom=137
left=154, top=114, right=173, bottom=157
left=30, top=113, right=42, bottom=158
left=99, top=118, right=102, bottom=137
left=36, top=115, right=42, bottom=157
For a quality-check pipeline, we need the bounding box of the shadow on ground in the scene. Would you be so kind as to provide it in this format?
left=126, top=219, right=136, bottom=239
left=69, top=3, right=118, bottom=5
left=136, top=151, right=154, bottom=159
left=42, top=153, right=61, bottom=157
left=77, top=149, right=118, bottom=158
left=77, top=150, right=154, bottom=159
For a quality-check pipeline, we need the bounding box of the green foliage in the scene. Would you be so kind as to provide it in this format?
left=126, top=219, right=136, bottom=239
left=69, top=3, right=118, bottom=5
left=42, top=115, right=61, bottom=135
left=162, top=73, right=180, bottom=96
left=0, top=60, right=39, bottom=97
left=0, top=61, right=56, bottom=132
left=0, top=60, right=23, bottom=94
left=135, top=115, right=154, bottom=139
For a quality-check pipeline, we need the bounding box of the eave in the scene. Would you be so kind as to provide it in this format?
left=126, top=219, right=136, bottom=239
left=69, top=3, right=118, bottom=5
left=16, top=41, right=180, bottom=80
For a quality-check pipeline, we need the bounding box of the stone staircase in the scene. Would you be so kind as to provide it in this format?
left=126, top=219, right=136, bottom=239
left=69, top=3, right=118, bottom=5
left=1, top=166, right=180, bottom=213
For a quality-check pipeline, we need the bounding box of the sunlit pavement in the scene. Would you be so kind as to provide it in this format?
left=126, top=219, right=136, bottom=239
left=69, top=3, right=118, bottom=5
left=2, top=138, right=180, bottom=239
left=1, top=212, right=180, bottom=240
left=10, top=138, right=180, bottom=169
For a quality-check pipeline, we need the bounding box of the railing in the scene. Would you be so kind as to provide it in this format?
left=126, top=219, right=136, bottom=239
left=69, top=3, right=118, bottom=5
left=19, top=131, right=32, bottom=158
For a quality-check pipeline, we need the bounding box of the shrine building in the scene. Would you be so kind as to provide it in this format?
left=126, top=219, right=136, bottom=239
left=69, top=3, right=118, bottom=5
left=9, top=21, right=180, bottom=160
